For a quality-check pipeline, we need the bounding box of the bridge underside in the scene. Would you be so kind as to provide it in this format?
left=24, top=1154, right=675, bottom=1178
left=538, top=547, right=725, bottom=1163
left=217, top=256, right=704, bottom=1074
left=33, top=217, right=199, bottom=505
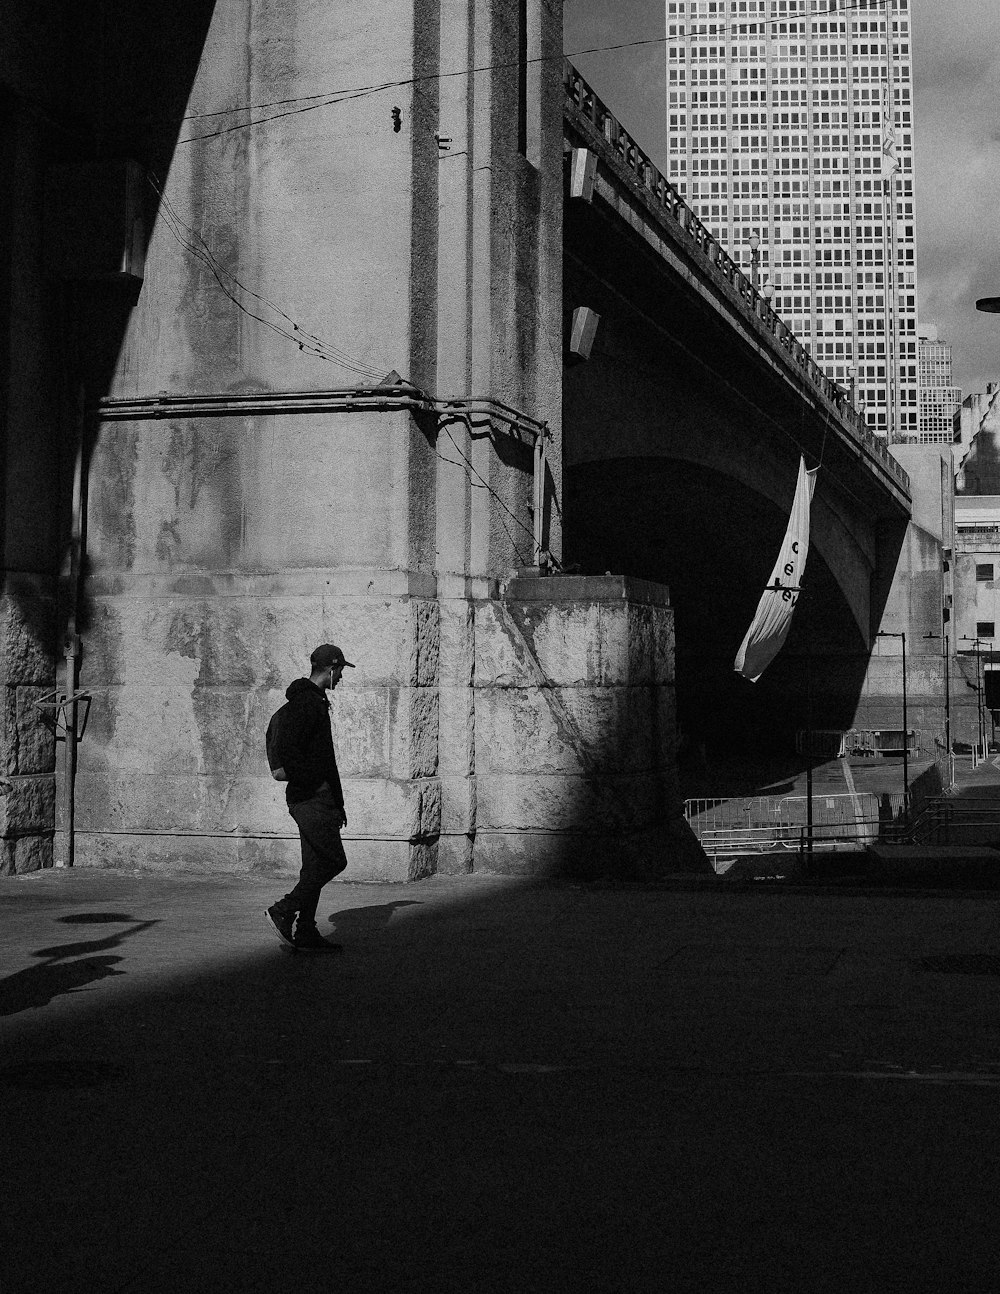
left=562, top=151, right=910, bottom=782
left=567, top=458, right=871, bottom=766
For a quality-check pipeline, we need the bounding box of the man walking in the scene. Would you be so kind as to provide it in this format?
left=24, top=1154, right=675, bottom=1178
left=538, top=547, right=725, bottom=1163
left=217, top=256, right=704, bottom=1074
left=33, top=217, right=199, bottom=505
left=264, top=644, right=354, bottom=953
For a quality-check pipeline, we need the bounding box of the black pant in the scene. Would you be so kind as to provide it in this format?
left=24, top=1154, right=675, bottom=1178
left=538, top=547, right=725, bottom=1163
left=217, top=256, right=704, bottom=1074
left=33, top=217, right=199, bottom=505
left=274, top=787, right=348, bottom=929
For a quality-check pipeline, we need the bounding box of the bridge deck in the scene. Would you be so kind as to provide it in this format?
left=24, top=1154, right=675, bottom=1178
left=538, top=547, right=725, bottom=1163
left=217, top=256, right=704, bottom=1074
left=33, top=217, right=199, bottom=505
left=562, top=59, right=910, bottom=520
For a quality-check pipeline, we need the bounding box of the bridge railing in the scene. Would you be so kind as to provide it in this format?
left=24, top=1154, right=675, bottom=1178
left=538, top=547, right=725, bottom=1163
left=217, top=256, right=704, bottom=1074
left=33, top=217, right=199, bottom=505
left=563, top=59, right=910, bottom=497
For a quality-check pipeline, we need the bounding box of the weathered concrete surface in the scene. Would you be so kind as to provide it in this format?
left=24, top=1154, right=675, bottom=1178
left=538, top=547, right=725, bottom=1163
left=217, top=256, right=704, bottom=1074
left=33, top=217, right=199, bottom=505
left=75, top=584, right=445, bottom=880
left=73, top=573, right=695, bottom=880
left=471, top=575, right=700, bottom=877
left=67, top=1, right=578, bottom=882
left=851, top=445, right=955, bottom=745
left=879, top=444, right=953, bottom=641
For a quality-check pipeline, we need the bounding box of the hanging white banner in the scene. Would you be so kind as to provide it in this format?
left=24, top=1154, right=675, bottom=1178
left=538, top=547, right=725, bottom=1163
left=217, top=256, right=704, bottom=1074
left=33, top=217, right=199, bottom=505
left=734, top=456, right=817, bottom=683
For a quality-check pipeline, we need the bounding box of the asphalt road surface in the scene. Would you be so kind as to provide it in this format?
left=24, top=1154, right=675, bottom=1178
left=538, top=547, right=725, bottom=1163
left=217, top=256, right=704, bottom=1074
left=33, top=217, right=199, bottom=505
left=4, top=867, right=1000, bottom=1292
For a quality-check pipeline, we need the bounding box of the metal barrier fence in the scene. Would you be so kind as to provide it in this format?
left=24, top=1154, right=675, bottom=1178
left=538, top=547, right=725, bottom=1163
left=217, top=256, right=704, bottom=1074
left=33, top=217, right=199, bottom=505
left=802, top=800, right=1000, bottom=853
left=687, top=793, right=1000, bottom=872
left=794, top=729, right=920, bottom=758
left=685, top=791, right=907, bottom=869
left=889, top=798, right=1000, bottom=847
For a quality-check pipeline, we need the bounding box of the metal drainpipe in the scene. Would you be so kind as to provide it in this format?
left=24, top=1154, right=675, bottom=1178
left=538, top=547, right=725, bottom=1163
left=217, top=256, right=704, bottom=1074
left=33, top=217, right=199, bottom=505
left=53, top=636, right=80, bottom=868
left=96, top=388, right=556, bottom=620
left=421, top=395, right=549, bottom=566
left=94, top=385, right=553, bottom=570
left=533, top=430, right=546, bottom=563
left=53, top=386, right=86, bottom=868
left=901, top=630, right=908, bottom=802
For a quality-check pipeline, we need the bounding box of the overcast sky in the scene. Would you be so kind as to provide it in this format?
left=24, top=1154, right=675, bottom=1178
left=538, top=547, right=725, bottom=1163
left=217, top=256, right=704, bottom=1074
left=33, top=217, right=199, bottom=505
left=563, top=0, right=1000, bottom=397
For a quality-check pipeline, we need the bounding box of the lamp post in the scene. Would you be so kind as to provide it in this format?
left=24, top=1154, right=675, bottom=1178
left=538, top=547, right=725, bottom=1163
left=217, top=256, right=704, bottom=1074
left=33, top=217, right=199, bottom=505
left=877, top=630, right=908, bottom=799
left=748, top=230, right=760, bottom=290
left=847, top=364, right=857, bottom=407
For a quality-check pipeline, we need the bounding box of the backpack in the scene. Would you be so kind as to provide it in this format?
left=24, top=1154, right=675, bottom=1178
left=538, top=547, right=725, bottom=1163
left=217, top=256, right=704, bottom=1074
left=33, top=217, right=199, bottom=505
left=265, top=704, right=290, bottom=781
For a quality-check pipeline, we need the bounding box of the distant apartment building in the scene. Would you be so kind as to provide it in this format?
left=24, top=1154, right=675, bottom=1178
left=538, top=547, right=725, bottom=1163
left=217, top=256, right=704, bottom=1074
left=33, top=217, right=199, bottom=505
left=665, top=0, right=918, bottom=439
left=917, top=325, right=961, bottom=444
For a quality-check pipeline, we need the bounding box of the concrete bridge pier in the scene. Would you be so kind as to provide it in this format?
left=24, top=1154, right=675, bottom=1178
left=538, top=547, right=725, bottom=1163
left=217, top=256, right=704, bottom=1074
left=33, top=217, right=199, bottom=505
left=70, top=0, right=446, bottom=879
left=0, top=0, right=691, bottom=880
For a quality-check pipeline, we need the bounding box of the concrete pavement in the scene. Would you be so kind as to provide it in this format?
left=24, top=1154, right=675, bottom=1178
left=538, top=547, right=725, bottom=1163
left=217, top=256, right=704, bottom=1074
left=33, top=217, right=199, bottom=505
left=5, top=865, right=1000, bottom=1291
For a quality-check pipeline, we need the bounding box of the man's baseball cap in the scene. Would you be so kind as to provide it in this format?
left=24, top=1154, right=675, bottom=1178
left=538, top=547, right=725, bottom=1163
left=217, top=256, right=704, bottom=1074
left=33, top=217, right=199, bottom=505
left=310, top=644, right=355, bottom=669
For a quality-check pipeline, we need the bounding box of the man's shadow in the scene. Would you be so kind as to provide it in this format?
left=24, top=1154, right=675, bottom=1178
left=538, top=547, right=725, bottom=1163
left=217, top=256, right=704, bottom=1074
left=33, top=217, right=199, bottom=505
left=327, top=901, right=422, bottom=933
left=0, top=913, right=160, bottom=1017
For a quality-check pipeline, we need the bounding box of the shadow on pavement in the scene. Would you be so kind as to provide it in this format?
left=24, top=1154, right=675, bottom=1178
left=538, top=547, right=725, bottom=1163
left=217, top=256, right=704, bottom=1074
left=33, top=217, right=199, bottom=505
left=0, top=917, right=160, bottom=1016
left=326, top=900, right=423, bottom=932
left=5, top=873, right=1000, bottom=1292
left=0, top=956, right=127, bottom=1016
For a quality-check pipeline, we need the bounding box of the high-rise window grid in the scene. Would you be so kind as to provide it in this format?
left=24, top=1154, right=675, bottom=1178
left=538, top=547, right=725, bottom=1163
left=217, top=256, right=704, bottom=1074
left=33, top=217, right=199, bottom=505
left=667, top=0, right=918, bottom=436
left=917, top=334, right=961, bottom=444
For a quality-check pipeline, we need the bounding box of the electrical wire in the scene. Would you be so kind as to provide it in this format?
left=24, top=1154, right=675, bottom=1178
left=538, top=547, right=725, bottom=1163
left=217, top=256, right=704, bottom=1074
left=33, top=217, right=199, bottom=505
left=440, top=424, right=537, bottom=564
left=440, top=455, right=533, bottom=569
left=174, top=84, right=396, bottom=145
left=153, top=197, right=384, bottom=380
left=435, top=447, right=532, bottom=567
left=147, top=171, right=388, bottom=382
left=146, top=171, right=541, bottom=565
left=140, top=0, right=900, bottom=144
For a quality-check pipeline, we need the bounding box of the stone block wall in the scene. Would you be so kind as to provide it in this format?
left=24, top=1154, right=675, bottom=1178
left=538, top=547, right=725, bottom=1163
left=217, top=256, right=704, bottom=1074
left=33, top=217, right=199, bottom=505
left=466, top=574, right=682, bottom=878
left=854, top=650, right=945, bottom=753
left=70, top=571, right=691, bottom=882
left=74, top=573, right=443, bottom=882
left=0, top=579, right=56, bottom=873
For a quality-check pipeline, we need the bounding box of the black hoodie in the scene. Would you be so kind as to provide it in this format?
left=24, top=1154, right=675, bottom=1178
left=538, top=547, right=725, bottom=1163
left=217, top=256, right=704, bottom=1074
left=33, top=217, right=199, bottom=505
left=269, top=678, right=345, bottom=808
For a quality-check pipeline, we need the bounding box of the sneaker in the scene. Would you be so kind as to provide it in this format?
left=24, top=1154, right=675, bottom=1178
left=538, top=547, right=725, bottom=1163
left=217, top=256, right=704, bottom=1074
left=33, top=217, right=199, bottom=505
left=292, top=926, right=343, bottom=954
left=264, top=905, right=296, bottom=949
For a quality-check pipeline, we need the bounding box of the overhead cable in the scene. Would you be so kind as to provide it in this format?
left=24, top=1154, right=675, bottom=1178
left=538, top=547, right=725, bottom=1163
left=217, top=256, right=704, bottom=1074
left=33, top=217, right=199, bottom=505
left=147, top=171, right=387, bottom=382
left=148, top=0, right=902, bottom=144
left=132, top=188, right=547, bottom=563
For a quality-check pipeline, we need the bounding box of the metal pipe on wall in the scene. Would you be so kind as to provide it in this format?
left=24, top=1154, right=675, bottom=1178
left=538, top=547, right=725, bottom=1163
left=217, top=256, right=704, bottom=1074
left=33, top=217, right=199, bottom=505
left=53, top=384, right=86, bottom=868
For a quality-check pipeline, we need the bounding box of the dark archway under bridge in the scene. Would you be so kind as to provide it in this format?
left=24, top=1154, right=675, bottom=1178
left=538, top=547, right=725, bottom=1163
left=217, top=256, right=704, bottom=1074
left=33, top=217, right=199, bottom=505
left=566, top=457, right=873, bottom=778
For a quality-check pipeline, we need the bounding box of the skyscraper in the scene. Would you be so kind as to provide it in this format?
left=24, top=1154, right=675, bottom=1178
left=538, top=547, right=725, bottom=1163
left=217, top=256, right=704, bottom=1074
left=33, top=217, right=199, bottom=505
left=666, top=0, right=918, bottom=439
left=917, top=325, right=961, bottom=444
